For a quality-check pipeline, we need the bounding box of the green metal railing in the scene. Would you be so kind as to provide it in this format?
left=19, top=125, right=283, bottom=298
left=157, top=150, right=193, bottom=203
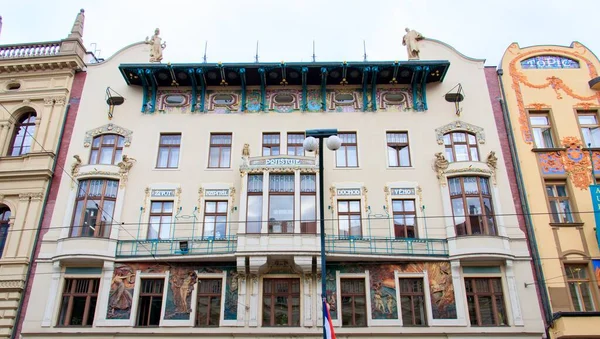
left=115, top=235, right=237, bottom=258
left=325, top=235, right=448, bottom=257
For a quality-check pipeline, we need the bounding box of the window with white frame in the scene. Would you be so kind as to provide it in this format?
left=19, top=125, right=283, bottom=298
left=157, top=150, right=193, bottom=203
left=399, top=278, right=427, bottom=326
left=246, top=174, right=263, bottom=233
left=268, top=174, right=294, bottom=233
left=136, top=278, right=164, bottom=327
left=340, top=278, right=367, bottom=327
left=196, top=278, right=222, bottom=327
left=203, top=201, right=227, bottom=239
left=338, top=200, right=362, bottom=237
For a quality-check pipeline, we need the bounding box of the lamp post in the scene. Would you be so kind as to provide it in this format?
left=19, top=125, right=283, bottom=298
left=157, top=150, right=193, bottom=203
left=303, top=129, right=341, bottom=338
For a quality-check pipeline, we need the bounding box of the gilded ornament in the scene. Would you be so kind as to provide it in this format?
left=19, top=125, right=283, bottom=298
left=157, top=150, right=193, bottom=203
left=433, top=152, right=449, bottom=185
left=242, top=143, right=250, bottom=157
left=435, top=121, right=485, bottom=145
left=486, top=151, right=498, bottom=184
left=117, top=155, right=136, bottom=187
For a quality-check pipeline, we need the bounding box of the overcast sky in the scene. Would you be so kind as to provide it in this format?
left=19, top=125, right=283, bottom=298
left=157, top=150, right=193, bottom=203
left=1, top=0, right=598, bottom=66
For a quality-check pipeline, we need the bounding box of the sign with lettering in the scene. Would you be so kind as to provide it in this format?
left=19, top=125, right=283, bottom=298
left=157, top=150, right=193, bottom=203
left=151, top=189, right=176, bottom=197
left=336, top=188, right=361, bottom=196
left=590, top=185, right=600, bottom=248
left=391, top=188, right=415, bottom=196
left=205, top=189, right=229, bottom=197
left=248, top=157, right=316, bottom=167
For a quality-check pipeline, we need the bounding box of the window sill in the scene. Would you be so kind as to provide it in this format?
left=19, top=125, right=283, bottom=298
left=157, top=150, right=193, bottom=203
left=333, top=166, right=361, bottom=170
left=386, top=166, right=414, bottom=170
left=154, top=167, right=180, bottom=171
left=531, top=147, right=566, bottom=153
left=549, top=222, right=584, bottom=227
left=205, top=167, right=233, bottom=171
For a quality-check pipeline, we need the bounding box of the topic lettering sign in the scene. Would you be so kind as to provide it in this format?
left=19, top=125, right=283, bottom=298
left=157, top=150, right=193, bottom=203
left=205, top=189, right=229, bottom=197
left=265, top=158, right=302, bottom=166
left=151, top=189, right=175, bottom=197
left=391, top=188, right=415, bottom=196
left=337, top=188, right=361, bottom=196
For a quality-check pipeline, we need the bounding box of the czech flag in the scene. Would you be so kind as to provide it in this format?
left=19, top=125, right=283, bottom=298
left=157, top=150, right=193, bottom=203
left=323, top=298, right=336, bottom=339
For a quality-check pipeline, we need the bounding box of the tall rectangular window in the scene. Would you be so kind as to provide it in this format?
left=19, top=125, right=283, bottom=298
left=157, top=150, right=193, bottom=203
left=269, top=174, right=294, bottom=233
left=262, top=278, right=300, bottom=327
left=156, top=134, right=181, bottom=168
left=300, top=174, right=316, bottom=233
left=340, top=278, right=367, bottom=327
left=196, top=279, right=222, bottom=327
left=449, top=177, right=496, bottom=236
left=336, top=132, right=358, bottom=168
left=136, top=279, right=164, bottom=327
left=399, top=278, right=426, bottom=326
left=287, top=133, right=305, bottom=156
left=565, top=264, right=596, bottom=311
left=387, top=132, right=411, bottom=167
left=70, top=179, right=118, bottom=238
left=578, top=111, right=600, bottom=147
left=546, top=182, right=574, bottom=223
left=58, top=278, right=99, bottom=326
left=89, top=134, right=125, bottom=165
left=247, top=174, right=263, bottom=233
left=529, top=112, right=555, bottom=148
left=148, top=201, right=173, bottom=240
left=209, top=133, right=232, bottom=168
left=465, top=278, right=507, bottom=326
left=203, top=201, right=227, bottom=239
left=338, top=200, right=362, bottom=237
left=262, top=133, right=280, bottom=156
left=392, top=200, right=417, bottom=238
left=444, top=132, right=479, bottom=162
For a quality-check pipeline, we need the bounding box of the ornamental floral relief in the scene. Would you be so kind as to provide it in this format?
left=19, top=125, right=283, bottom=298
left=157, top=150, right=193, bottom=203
left=507, top=44, right=600, bottom=144
left=84, top=123, right=133, bottom=147
left=561, top=136, right=592, bottom=190
left=434, top=121, right=485, bottom=145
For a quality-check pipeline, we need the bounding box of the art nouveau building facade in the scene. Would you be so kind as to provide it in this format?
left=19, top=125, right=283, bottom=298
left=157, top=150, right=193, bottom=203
left=0, top=11, right=88, bottom=338
left=497, top=43, right=600, bottom=339
left=19, top=34, right=544, bottom=338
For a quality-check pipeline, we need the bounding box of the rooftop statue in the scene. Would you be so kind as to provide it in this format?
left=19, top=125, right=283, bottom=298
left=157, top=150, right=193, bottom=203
left=402, top=27, right=424, bottom=60
left=145, top=28, right=166, bottom=63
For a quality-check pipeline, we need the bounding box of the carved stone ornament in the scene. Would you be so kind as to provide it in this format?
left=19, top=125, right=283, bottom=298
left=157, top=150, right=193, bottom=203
left=43, top=97, right=54, bottom=106
left=53, top=96, right=66, bottom=106
left=433, top=152, right=449, bottom=185
left=486, top=151, right=498, bottom=184
left=242, top=143, right=250, bottom=157
left=19, top=192, right=44, bottom=201
left=362, top=186, right=369, bottom=212
left=84, top=123, right=132, bottom=147
left=230, top=187, right=236, bottom=212
left=402, top=27, right=424, bottom=60
left=117, top=155, right=136, bottom=187
left=329, top=185, right=336, bottom=209
left=435, top=121, right=485, bottom=145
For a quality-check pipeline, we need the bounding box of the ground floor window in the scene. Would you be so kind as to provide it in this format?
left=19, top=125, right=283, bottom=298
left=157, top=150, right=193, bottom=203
left=196, top=279, right=222, bottom=327
left=136, top=278, right=164, bottom=327
left=58, top=278, right=100, bottom=326
left=262, top=278, right=300, bottom=327
left=465, top=277, right=507, bottom=326
left=399, top=278, right=426, bottom=326
left=340, top=278, right=367, bottom=327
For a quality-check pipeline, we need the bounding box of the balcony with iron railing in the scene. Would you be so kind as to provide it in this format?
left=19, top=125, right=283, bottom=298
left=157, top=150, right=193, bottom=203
left=325, top=235, right=448, bottom=257
left=115, top=235, right=237, bottom=258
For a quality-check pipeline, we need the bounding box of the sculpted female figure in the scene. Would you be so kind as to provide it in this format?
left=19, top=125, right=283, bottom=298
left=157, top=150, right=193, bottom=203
left=145, top=28, right=166, bottom=62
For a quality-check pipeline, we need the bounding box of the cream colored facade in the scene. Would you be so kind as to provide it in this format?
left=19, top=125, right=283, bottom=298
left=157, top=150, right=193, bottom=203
left=498, top=43, right=600, bottom=339
left=20, top=35, right=544, bottom=338
left=0, top=11, right=87, bottom=339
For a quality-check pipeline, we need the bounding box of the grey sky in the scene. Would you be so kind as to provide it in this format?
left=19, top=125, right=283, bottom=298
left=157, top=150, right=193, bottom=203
left=1, top=0, right=598, bottom=66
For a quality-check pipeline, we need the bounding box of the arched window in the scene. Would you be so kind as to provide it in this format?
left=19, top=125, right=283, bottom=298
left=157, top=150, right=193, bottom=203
left=444, top=132, right=479, bottom=162
left=89, top=134, right=125, bottom=165
left=449, top=177, right=496, bottom=236
left=0, top=206, right=10, bottom=257
left=9, top=112, right=36, bottom=156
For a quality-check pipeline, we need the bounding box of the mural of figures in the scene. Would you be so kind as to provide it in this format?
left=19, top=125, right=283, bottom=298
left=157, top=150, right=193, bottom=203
left=326, top=262, right=457, bottom=321
left=105, top=263, right=237, bottom=321
left=107, top=264, right=136, bottom=319
left=165, top=268, right=198, bottom=320
left=594, top=260, right=600, bottom=289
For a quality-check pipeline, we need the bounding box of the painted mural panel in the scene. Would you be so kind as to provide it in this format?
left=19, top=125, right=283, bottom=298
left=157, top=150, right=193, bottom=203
left=594, top=260, right=600, bottom=289
left=106, top=263, right=237, bottom=321
left=326, top=262, right=456, bottom=321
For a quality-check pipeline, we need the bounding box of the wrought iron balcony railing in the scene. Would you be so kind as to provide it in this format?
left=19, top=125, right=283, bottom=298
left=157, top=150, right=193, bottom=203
left=116, top=236, right=237, bottom=258
left=325, top=235, right=448, bottom=257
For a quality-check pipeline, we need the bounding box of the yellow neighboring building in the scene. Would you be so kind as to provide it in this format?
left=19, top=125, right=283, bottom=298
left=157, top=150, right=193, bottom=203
left=0, top=10, right=87, bottom=338
left=498, top=43, right=600, bottom=338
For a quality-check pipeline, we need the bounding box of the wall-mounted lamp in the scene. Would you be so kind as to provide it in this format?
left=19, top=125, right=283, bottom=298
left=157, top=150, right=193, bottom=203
left=106, top=87, right=125, bottom=120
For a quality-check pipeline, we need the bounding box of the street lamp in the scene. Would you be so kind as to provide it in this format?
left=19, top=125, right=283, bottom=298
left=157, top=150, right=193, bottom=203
left=303, top=129, right=341, bottom=338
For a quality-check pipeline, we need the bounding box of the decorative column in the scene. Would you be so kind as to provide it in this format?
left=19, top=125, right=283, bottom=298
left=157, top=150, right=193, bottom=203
left=450, top=260, right=467, bottom=325
left=505, top=260, right=524, bottom=326
left=41, top=262, right=62, bottom=327
left=303, top=274, right=314, bottom=326
left=248, top=274, right=260, bottom=327
left=236, top=273, right=247, bottom=326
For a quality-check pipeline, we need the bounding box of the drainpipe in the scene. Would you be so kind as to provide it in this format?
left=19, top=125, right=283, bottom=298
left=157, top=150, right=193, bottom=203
left=497, top=69, right=553, bottom=336
left=12, top=102, right=71, bottom=339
